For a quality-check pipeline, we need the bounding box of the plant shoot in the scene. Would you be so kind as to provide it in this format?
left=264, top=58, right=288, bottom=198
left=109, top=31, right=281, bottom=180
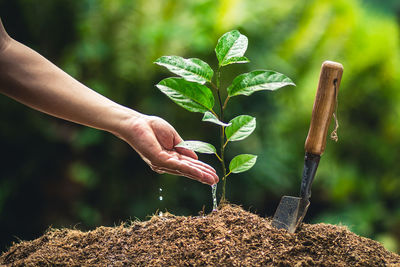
left=155, top=30, right=295, bottom=205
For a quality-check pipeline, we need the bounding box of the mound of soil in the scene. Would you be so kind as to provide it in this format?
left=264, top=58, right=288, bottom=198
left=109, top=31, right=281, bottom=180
left=1, top=205, right=399, bottom=266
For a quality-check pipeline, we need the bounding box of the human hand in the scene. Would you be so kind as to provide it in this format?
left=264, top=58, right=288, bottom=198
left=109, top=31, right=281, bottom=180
left=119, top=114, right=219, bottom=185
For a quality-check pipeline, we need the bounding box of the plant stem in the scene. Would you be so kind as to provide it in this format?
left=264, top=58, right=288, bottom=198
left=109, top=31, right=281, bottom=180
left=223, top=139, right=229, bottom=149
left=214, top=152, right=222, bottom=162
left=210, top=82, right=218, bottom=92
left=220, top=126, right=227, bottom=202
left=223, top=96, right=230, bottom=110
left=215, top=68, right=227, bottom=202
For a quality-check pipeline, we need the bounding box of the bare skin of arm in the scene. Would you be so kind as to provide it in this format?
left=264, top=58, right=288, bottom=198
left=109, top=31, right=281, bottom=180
left=0, top=19, right=218, bottom=185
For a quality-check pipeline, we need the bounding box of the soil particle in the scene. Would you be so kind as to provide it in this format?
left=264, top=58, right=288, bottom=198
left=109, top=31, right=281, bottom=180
left=1, top=204, right=399, bottom=266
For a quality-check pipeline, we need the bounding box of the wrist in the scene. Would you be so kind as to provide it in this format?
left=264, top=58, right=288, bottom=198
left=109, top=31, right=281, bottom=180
left=0, top=19, right=11, bottom=53
left=109, top=104, right=144, bottom=140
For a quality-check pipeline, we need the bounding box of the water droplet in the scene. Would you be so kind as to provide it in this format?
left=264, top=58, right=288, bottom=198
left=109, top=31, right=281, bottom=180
left=158, top=187, right=164, bottom=216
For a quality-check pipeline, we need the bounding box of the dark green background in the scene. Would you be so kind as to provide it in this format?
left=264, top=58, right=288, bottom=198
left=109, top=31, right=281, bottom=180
left=1, top=0, right=400, bottom=253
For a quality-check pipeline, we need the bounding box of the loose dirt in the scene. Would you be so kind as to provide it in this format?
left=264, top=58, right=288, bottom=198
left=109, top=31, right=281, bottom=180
left=1, top=204, right=399, bottom=266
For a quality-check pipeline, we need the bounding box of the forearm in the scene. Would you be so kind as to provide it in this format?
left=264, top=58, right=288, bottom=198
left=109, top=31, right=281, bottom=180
left=0, top=26, right=139, bottom=135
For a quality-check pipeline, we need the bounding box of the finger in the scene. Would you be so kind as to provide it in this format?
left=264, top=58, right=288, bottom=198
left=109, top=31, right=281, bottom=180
left=173, top=133, right=198, bottom=160
left=177, top=153, right=218, bottom=175
left=151, top=160, right=201, bottom=179
left=180, top=158, right=219, bottom=183
left=155, top=151, right=218, bottom=184
left=160, top=158, right=217, bottom=185
left=152, top=165, right=213, bottom=185
left=150, top=165, right=166, bottom=174
left=153, top=167, right=200, bottom=183
left=169, top=152, right=218, bottom=183
left=175, top=146, right=198, bottom=160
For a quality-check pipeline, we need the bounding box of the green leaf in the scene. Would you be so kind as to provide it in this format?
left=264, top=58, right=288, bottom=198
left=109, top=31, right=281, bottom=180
left=202, top=111, right=231, bottom=127
left=175, top=140, right=216, bottom=154
left=215, top=30, right=249, bottom=67
left=227, top=70, right=295, bottom=97
left=156, top=78, right=214, bottom=113
left=225, top=115, right=256, bottom=142
left=155, top=56, right=213, bottom=84
left=222, top=56, right=250, bottom=65
left=229, top=154, right=258, bottom=174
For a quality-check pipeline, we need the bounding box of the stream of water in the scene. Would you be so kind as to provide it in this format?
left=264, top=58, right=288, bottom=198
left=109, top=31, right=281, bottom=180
left=212, top=184, right=217, bottom=211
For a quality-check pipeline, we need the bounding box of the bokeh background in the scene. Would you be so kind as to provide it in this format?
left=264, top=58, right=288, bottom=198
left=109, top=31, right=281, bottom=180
left=1, top=0, right=400, bottom=253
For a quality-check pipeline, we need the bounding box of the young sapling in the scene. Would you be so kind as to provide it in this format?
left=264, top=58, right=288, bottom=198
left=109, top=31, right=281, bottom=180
left=155, top=30, right=295, bottom=207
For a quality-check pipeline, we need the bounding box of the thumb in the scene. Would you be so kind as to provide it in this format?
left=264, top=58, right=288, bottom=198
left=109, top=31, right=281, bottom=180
left=173, top=133, right=198, bottom=160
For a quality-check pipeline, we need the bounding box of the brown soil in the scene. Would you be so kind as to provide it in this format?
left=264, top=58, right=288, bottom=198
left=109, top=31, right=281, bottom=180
left=1, top=205, right=399, bottom=266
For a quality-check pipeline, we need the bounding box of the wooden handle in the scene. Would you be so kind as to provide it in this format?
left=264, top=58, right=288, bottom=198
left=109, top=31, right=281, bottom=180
left=305, top=61, right=343, bottom=155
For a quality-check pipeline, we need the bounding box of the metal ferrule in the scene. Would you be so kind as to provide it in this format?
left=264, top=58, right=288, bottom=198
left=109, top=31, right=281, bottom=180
left=300, top=152, right=320, bottom=200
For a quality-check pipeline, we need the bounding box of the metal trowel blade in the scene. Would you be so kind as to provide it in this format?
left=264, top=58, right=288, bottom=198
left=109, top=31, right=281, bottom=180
left=271, top=196, right=310, bottom=233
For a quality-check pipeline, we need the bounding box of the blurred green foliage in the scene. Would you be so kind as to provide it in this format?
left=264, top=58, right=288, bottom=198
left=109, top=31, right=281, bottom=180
left=1, top=0, right=399, bottom=253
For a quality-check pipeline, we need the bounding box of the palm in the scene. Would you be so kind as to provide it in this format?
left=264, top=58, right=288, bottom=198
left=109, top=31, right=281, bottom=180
left=123, top=115, right=218, bottom=185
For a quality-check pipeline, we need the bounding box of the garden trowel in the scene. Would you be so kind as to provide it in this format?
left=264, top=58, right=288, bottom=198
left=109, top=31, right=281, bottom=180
left=271, top=61, right=343, bottom=233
